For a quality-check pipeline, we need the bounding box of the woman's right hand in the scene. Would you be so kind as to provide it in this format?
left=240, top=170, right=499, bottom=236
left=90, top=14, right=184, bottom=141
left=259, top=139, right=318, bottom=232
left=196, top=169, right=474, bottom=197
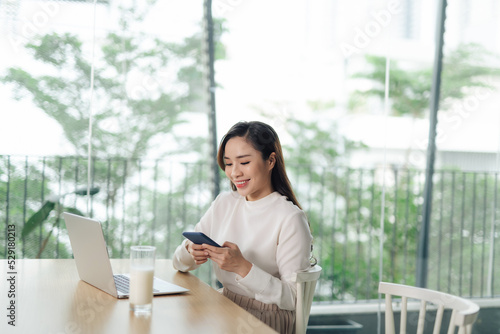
left=186, top=241, right=209, bottom=265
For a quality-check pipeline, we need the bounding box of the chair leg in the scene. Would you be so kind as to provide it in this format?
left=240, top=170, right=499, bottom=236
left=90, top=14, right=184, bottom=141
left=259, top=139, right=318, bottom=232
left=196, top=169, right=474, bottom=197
left=385, top=294, right=395, bottom=334
left=416, top=300, right=427, bottom=334
left=400, top=296, right=407, bottom=334
left=447, top=310, right=457, bottom=334
left=432, top=305, right=444, bottom=334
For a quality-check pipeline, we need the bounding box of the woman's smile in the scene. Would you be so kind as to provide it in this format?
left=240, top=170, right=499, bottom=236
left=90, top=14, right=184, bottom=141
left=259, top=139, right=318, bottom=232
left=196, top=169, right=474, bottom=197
left=234, top=179, right=250, bottom=188
left=223, top=136, right=275, bottom=201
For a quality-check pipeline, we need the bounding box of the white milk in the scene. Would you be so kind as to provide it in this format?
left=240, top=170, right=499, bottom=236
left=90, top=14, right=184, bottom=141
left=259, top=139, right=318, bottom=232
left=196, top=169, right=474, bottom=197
left=129, top=266, right=154, bottom=306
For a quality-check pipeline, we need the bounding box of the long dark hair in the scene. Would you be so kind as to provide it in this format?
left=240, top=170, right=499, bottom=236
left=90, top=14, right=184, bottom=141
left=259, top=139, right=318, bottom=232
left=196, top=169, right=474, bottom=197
left=217, top=121, right=302, bottom=209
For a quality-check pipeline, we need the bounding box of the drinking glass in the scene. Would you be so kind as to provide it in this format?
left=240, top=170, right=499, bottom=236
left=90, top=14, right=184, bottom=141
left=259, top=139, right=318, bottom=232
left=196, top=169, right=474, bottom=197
left=129, top=245, right=156, bottom=315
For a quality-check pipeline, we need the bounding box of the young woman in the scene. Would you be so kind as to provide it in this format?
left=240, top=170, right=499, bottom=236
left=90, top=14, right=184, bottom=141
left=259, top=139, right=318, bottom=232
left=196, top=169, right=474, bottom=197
left=173, top=121, right=313, bottom=334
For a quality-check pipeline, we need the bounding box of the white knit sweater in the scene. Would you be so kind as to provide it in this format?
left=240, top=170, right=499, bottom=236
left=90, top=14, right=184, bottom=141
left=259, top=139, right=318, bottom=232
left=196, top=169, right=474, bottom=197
left=173, top=191, right=313, bottom=310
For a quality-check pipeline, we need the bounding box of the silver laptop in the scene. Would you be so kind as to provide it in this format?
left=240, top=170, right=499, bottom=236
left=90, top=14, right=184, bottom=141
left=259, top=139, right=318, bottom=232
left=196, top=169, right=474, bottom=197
left=63, top=212, right=189, bottom=299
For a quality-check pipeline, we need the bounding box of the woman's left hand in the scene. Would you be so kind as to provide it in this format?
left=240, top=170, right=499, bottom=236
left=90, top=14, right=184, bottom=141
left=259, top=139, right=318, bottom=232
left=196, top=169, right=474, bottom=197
left=203, top=241, right=252, bottom=277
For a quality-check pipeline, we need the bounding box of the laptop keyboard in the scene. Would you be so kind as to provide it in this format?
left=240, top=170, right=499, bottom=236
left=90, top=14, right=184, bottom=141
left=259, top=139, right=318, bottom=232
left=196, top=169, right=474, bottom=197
left=114, top=274, right=130, bottom=293
left=113, top=274, right=160, bottom=293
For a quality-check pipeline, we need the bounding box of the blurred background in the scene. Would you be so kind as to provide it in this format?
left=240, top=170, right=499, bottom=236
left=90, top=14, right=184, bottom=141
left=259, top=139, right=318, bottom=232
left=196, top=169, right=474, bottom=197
left=1, top=0, right=499, bottom=315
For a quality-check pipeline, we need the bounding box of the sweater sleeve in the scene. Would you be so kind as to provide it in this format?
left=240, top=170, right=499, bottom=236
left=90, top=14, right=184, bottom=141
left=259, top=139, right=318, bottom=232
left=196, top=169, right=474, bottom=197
left=233, top=210, right=312, bottom=310
left=172, top=238, right=200, bottom=272
left=172, top=195, right=219, bottom=272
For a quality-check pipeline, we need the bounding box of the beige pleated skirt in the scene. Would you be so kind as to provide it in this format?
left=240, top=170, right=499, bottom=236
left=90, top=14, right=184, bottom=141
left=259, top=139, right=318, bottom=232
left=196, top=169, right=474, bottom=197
left=222, top=288, right=295, bottom=334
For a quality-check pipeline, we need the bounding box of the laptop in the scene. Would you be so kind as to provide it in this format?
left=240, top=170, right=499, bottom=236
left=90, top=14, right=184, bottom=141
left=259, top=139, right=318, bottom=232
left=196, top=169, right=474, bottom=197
left=63, top=212, right=189, bottom=299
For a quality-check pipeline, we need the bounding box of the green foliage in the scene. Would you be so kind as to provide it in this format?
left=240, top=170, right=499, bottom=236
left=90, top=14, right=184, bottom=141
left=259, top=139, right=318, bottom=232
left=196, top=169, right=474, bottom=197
left=284, top=118, right=366, bottom=168
left=426, top=171, right=500, bottom=296
left=0, top=157, right=65, bottom=258
left=353, top=55, right=431, bottom=117
left=1, top=4, right=226, bottom=160
left=0, top=3, right=226, bottom=262
left=352, top=43, right=500, bottom=117
left=2, top=4, right=498, bottom=301
left=274, top=115, right=427, bottom=301
left=21, top=201, right=55, bottom=239
left=5, top=25, right=189, bottom=157
left=441, top=43, right=500, bottom=105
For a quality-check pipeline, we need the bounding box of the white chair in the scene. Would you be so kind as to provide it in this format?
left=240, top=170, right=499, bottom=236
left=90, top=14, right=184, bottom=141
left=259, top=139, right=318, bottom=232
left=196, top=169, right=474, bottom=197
left=292, top=264, right=322, bottom=334
left=379, top=282, right=480, bottom=334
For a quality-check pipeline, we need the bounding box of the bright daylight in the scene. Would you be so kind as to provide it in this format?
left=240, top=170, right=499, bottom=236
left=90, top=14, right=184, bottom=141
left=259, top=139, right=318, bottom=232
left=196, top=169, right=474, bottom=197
left=1, top=0, right=499, bottom=333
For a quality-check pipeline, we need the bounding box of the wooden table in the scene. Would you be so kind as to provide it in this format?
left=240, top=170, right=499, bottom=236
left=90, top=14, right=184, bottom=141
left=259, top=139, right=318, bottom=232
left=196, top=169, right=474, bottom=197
left=1, top=259, right=277, bottom=334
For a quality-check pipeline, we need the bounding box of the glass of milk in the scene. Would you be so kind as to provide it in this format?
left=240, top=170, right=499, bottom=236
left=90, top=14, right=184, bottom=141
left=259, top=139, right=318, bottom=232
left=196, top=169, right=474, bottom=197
left=129, top=245, right=156, bottom=315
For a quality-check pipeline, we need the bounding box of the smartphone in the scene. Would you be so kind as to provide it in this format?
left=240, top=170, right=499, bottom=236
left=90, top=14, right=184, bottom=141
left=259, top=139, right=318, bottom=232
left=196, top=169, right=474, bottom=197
left=182, top=232, right=221, bottom=247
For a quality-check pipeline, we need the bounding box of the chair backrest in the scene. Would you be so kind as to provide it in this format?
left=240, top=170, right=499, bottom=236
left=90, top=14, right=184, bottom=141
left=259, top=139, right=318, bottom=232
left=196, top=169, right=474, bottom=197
left=292, top=264, right=322, bottom=334
left=378, top=282, right=480, bottom=334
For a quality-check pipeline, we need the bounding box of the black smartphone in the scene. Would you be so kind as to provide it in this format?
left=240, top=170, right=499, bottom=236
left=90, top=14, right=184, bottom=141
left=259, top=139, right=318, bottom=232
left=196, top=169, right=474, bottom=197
left=182, top=232, right=221, bottom=247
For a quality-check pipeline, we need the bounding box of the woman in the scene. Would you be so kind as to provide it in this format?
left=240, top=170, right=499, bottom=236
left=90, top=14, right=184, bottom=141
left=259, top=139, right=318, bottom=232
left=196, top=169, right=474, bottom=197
left=173, top=121, right=313, bottom=334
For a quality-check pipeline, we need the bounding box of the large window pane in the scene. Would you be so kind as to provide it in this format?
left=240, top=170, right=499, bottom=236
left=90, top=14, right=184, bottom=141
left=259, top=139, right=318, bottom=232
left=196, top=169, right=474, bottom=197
left=1, top=0, right=499, bottom=303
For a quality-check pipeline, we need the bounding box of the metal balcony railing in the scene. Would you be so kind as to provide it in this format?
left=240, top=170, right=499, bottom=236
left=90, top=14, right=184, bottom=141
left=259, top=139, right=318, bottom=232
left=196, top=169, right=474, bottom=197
left=1, top=155, right=499, bottom=303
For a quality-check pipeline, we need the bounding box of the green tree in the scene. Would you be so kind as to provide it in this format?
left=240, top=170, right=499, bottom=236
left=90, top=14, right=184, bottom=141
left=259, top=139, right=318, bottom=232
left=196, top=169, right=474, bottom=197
left=1, top=2, right=226, bottom=259
left=349, top=43, right=500, bottom=167
left=0, top=156, right=76, bottom=259
left=2, top=5, right=226, bottom=159
left=351, top=43, right=499, bottom=117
